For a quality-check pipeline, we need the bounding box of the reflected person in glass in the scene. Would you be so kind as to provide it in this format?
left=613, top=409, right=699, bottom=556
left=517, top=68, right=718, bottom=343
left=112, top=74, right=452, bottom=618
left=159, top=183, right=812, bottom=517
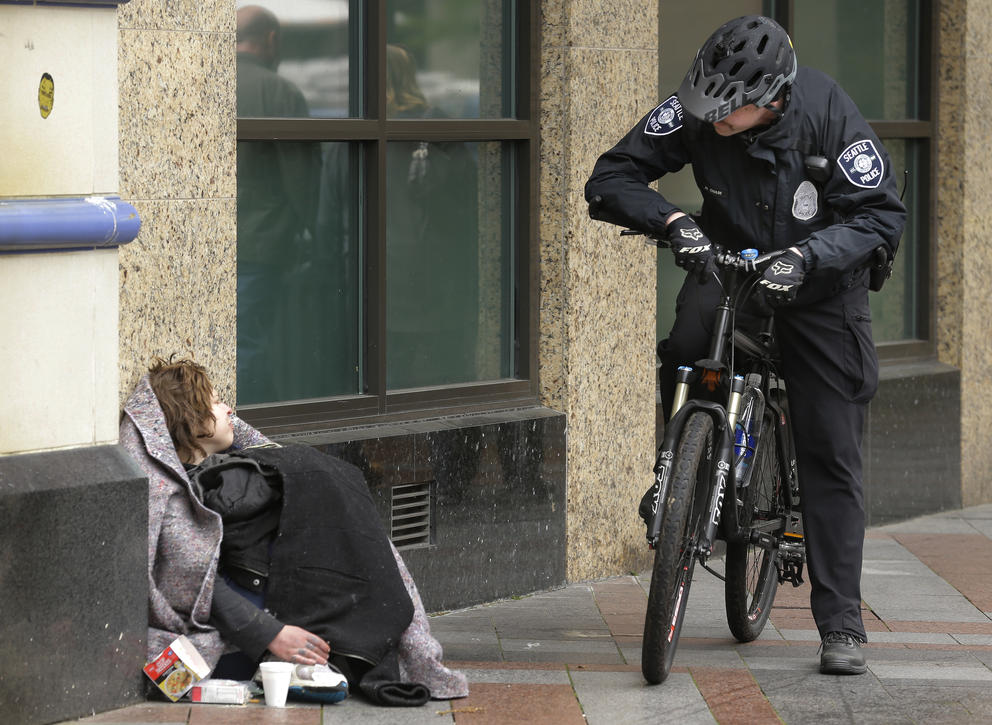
left=236, top=5, right=322, bottom=404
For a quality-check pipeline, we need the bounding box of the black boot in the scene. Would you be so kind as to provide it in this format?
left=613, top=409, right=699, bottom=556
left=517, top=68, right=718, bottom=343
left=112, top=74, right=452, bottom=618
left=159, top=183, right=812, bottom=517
left=819, top=631, right=866, bottom=675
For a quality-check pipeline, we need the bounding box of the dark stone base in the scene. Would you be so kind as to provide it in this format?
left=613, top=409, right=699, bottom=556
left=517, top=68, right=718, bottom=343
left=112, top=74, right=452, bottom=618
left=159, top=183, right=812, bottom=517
left=0, top=445, right=147, bottom=725
left=865, top=359, right=962, bottom=526
left=283, top=408, right=567, bottom=612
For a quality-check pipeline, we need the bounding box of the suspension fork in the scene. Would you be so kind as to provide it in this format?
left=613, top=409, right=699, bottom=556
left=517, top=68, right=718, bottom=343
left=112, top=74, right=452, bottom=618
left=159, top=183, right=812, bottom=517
left=646, top=399, right=739, bottom=557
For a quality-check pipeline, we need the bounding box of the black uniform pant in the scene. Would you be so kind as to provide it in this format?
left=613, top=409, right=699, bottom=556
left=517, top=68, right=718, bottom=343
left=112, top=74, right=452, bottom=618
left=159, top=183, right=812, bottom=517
left=658, top=273, right=877, bottom=641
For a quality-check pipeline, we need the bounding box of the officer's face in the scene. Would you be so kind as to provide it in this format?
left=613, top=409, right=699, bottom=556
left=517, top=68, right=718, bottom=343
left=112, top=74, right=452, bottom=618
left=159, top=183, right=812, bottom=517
left=713, top=104, right=778, bottom=137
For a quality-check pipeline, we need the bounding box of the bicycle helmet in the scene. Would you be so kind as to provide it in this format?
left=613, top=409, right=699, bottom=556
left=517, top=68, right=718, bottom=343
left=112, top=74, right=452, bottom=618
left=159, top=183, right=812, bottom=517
left=677, top=15, right=797, bottom=123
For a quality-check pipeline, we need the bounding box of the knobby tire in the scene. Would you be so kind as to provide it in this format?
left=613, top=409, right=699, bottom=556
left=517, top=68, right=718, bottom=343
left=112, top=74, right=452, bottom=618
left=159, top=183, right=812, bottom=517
left=642, top=412, right=713, bottom=684
left=725, top=409, right=785, bottom=642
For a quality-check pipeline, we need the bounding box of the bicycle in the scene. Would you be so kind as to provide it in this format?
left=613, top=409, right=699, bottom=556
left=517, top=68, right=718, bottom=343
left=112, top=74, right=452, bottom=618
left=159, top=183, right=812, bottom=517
left=620, top=229, right=807, bottom=685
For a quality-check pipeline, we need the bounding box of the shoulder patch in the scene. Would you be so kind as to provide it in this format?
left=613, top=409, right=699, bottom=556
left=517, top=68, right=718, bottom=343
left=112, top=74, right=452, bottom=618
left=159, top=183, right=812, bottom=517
left=644, top=95, right=683, bottom=137
left=837, top=139, right=884, bottom=189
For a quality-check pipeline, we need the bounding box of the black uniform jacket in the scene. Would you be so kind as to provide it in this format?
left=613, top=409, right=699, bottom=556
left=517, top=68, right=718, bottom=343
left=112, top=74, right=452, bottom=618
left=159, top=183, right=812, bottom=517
left=585, top=66, right=906, bottom=304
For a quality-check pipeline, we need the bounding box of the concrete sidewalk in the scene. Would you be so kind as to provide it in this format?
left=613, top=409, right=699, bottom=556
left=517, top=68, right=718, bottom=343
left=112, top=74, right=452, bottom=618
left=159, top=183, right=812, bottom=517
left=69, top=504, right=992, bottom=724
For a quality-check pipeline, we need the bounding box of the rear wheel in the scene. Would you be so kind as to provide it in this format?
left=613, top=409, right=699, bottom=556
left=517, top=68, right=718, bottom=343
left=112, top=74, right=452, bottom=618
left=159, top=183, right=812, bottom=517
left=642, top=412, right=713, bottom=684
left=725, top=409, right=785, bottom=642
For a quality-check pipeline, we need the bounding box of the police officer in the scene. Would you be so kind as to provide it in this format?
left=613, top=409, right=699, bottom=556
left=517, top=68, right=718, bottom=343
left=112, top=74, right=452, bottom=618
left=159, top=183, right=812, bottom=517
left=585, top=15, right=905, bottom=675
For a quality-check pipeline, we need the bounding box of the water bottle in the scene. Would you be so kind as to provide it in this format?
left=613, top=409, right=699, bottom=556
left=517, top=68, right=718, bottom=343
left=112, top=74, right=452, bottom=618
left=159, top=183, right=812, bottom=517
left=734, top=387, right=761, bottom=486
left=734, top=419, right=754, bottom=485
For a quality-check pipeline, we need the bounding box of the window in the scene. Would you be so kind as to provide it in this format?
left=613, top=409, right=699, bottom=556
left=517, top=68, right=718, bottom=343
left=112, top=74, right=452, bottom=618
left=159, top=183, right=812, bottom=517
left=788, top=0, right=931, bottom=351
left=657, top=1, right=934, bottom=355
left=235, top=1, right=537, bottom=430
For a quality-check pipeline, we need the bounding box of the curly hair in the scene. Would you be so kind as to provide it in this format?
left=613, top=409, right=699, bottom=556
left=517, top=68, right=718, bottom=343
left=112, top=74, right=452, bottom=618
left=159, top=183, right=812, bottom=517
left=147, top=355, right=216, bottom=463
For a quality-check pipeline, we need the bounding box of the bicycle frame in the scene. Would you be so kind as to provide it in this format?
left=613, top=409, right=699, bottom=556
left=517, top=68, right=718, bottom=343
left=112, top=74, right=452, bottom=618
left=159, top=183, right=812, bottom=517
left=645, top=249, right=793, bottom=559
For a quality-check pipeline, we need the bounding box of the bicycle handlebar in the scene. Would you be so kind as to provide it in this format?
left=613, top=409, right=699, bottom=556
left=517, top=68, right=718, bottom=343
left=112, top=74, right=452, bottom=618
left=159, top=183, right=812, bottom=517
left=591, top=194, right=892, bottom=290
left=618, top=227, right=791, bottom=276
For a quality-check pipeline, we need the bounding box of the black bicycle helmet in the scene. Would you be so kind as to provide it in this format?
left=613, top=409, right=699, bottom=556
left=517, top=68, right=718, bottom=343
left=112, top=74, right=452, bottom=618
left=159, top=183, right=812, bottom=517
left=677, top=15, right=797, bottom=123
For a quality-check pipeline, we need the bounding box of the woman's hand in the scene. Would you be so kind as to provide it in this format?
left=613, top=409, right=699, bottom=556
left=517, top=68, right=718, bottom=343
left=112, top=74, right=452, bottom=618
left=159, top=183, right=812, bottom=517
left=267, top=625, right=331, bottom=665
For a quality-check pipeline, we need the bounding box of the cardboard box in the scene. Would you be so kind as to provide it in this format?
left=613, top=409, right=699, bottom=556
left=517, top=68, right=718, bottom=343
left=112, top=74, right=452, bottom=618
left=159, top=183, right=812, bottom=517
left=190, top=679, right=251, bottom=705
left=143, top=635, right=211, bottom=702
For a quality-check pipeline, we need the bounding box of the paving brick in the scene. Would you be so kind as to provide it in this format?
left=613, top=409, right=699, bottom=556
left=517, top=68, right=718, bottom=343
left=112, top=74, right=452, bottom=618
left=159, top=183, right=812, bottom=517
left=445, top=683, right=585, bottom=725
left=74, top=703, right=190, bottom=723
left=690, top=667, right=780, bottom=724
left=894, top=533, right=992, bottom=611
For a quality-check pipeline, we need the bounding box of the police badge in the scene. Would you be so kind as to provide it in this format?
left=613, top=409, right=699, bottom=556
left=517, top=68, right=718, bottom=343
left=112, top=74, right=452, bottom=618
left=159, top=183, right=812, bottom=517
left=792, top=180, right=818, bottom=221
left=837, top=139, right=884, bottom=189
left=644, top=95, right=684, bottom=137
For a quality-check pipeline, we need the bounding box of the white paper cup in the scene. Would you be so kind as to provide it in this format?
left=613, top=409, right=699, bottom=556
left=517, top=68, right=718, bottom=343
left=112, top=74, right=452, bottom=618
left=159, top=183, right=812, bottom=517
left=259, top=661, right=295, bottom=707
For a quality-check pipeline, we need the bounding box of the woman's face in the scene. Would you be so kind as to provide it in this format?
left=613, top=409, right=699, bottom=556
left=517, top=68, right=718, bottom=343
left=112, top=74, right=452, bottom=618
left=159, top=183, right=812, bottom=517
left=198, top=391, right=235, bottom=457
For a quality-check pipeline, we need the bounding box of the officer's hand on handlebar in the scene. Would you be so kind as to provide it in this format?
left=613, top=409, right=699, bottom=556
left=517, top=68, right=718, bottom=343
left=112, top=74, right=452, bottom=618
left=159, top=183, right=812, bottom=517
left=757, top=247, right=807, bottom=306
left=665, top=214, right=717, bottom=282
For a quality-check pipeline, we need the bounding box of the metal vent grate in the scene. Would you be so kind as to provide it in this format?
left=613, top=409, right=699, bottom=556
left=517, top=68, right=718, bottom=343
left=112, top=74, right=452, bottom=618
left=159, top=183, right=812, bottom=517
left=390, top=481, right=433, bottom=550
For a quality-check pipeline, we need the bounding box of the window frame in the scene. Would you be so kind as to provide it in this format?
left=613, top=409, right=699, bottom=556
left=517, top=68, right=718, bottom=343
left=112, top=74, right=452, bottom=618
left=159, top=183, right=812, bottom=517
left=772, top=0, right=938, bottom=362
left=236, top=1, right=541, bottom=434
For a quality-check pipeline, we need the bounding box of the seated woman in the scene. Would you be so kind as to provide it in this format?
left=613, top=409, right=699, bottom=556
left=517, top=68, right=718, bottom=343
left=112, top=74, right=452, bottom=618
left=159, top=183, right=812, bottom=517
left=120, top=356, right=467, bottom=706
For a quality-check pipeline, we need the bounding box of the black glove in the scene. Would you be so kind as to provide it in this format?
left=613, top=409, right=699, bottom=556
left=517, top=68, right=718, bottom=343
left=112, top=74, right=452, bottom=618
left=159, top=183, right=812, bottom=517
left=665, top=215, right=717, bottom=281
left=758, top=247, right=807, bottom=306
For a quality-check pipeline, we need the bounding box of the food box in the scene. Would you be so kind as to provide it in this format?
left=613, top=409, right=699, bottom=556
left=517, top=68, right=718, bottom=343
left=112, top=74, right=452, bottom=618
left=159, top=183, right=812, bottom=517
left=190, top=679, right=251, bottom=705
left=143, top=635, right=211, bottom=702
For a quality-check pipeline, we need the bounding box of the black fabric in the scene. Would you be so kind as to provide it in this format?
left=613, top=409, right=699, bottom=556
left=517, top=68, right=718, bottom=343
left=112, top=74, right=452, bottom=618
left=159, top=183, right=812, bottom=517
left=208, top=575, right=283, bottom=661
left=192, top=445, right=423, bottom=701
left=332, top=651, right=430, bottom=707
left=585, top=66, right=905, bottom=305
left=234, top=445, right=416, bottom=670
left=192, top=455, right=281, bottom=584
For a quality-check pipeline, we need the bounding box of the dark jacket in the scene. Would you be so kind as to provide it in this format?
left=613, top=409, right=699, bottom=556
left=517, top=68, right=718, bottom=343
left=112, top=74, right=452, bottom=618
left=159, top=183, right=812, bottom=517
left=585, top=66, right=906, bottom=304
left=193, top=444, right=425, bottom=705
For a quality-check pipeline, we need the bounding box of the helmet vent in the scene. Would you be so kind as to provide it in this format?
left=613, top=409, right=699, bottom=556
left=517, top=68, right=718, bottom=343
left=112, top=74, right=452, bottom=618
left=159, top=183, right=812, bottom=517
left=730, top=61, right=745, bottom=77
left=756, top=34, right=769, bottom=54
left=747, top=70, right=764, bottom=87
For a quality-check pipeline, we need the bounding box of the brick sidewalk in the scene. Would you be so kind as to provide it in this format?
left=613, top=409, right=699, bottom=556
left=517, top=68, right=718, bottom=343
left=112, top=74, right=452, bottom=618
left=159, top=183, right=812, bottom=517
left=67, top=504, right=992, bottom=724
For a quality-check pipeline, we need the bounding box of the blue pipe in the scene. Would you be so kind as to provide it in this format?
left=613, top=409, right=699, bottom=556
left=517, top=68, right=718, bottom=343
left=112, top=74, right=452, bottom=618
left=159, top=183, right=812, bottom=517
left=0, top=196, right=141, bottom=253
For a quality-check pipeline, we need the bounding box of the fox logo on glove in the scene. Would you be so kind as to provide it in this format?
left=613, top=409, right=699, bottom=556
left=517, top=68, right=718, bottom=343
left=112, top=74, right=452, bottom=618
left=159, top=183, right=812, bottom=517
left=769, top=259, right=795, bottom=276
left=679, top=228, right=704, bottom=241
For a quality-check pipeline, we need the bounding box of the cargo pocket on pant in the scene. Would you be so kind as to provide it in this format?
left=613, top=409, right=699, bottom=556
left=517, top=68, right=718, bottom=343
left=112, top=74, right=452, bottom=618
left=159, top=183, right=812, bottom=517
left=843, top=304, right=879, bottom=404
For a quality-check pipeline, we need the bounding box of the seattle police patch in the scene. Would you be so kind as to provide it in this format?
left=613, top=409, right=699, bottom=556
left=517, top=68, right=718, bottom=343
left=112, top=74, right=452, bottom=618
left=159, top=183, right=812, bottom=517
left=837, top=139, right=884, bottom=189
left=644, top=95, right=683, bottom=136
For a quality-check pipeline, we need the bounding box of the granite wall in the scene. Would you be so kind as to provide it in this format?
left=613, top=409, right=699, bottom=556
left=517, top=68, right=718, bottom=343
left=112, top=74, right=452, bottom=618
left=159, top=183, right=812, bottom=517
left=539, top=0, right=658, bottom=581
left=117, top=0, right=238, bottom=405
left=937, top=1, right=992, bottom=506
left=294, top=409, right=568, bottom=612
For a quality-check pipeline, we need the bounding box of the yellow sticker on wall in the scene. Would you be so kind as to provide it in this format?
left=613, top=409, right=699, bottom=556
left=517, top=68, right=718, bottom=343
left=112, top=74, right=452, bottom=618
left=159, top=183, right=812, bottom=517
left=38, top=73, right=54, bottom=118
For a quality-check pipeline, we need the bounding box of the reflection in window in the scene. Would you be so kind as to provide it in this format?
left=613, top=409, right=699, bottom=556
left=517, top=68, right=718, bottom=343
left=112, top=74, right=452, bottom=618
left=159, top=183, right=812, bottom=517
left=386, top=141, right=513, bottom=389
left=237, top=141, right=361, bottom=404
left=387, top=0, right=510, bottom=118
left=791, top=0, right=920, bottom=120
left=871, top=139, right=922, bottom=343
left=236, top=0, right=351, bottom=118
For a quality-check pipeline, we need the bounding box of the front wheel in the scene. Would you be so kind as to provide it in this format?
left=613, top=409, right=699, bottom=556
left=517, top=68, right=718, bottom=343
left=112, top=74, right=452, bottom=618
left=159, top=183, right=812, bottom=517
left=725, top=409, right=785, bottom=642
left=642, top=412, right=713, bottom=684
